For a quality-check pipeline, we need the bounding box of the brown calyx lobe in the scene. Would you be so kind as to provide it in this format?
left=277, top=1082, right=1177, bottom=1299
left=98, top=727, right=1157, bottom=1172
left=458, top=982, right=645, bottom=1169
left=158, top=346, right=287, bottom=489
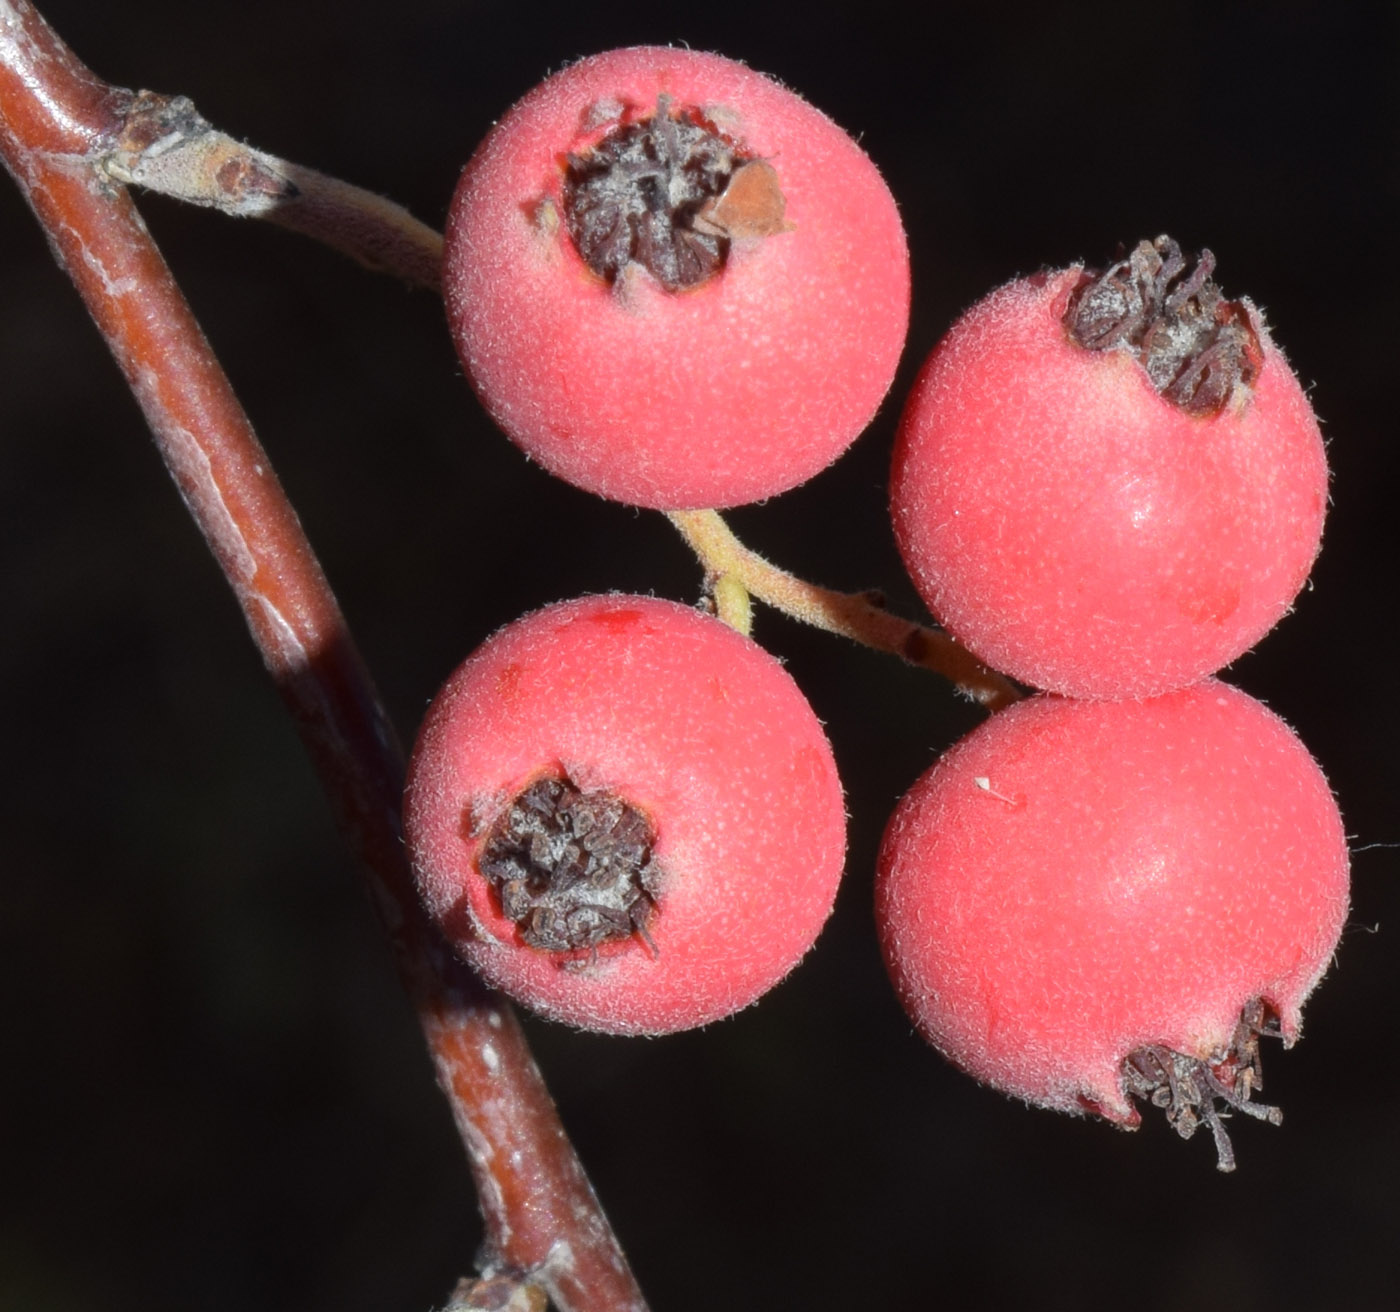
left=478, top=774, right=661, bottom=956
left=1121, top=999, right=1284, bottom=1172
left=1064, top=236, right=1264, bottom=416
left=561, top=98, right=784, bottom=292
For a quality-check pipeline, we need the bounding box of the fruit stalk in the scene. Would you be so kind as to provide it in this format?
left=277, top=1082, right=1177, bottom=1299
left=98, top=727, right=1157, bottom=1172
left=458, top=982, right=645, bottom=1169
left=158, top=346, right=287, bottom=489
left=668, top=508, right=1022, bottom=708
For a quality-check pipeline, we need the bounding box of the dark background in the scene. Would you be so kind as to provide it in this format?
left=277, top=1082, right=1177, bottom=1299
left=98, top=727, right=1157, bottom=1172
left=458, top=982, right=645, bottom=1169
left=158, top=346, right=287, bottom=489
left=3, top=2, right=1397, bottom=1308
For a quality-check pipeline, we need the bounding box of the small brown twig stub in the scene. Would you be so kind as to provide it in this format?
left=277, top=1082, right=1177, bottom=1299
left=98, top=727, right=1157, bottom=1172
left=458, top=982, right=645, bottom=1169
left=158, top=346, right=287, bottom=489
left=101, top=86, right=444, bottom=290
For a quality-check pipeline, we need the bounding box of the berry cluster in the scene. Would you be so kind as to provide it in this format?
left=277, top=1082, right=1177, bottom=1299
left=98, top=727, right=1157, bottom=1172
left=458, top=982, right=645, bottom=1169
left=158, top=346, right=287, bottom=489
left=407, top=48, right=1348, bottom=1166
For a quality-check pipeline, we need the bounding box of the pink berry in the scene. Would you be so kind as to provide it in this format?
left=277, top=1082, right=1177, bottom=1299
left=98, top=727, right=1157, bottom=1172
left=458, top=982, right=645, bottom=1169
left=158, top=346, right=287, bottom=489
left=875, top=680, right=1349, bottom=1169
left=445, top=46, right=910, bottom=510
left=890, top=237, right=1329, bottom=699
left=403, top=595, right=847, bottom=1035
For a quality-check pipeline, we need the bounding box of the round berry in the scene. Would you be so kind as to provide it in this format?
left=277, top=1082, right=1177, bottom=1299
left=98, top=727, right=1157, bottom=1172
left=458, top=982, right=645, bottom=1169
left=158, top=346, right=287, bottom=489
left=890, top=237, right=1328, bottom=699
left=445, top=46, right=910, bottom=510
left=875, top=680, right=1349, bottom=1169
left=404, top=595, right=847, bottom=1035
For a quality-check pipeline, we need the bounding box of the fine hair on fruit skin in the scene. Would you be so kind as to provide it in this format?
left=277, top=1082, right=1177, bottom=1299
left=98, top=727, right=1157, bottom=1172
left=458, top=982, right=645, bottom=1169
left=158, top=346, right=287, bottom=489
left=875, top=680, right=1350, bottom=1168
left=444, top=45, right=911, bottom=511
left=404, top=594, right=848, bottom=1036
left=890, top=241, right=1329, bottom=700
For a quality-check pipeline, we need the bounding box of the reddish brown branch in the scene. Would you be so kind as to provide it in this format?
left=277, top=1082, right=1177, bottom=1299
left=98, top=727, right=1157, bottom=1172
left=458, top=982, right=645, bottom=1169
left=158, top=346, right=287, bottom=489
left=0, top=3, right=645, bottom=1307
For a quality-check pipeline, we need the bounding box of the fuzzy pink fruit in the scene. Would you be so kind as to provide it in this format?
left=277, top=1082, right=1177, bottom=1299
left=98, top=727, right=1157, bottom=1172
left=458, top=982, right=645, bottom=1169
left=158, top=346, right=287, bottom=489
left=445, top=46, right=910, bottom=510
left=876, top=680, right=1349, bottom=1169
left=890, top=237, right=1328, bottom=699
left=404, top=595, right=847, bottom=1035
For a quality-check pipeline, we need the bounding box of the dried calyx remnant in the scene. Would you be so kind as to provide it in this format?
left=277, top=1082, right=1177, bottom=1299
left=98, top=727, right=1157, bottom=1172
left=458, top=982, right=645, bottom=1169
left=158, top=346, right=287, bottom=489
left=561, top=97, right=786, bottom=292
left=1065, top=235, right=1263, bottom=416
left=478, top=774, right=661, bottom=957
left=1122, top=999, right=1284, bottom=1173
